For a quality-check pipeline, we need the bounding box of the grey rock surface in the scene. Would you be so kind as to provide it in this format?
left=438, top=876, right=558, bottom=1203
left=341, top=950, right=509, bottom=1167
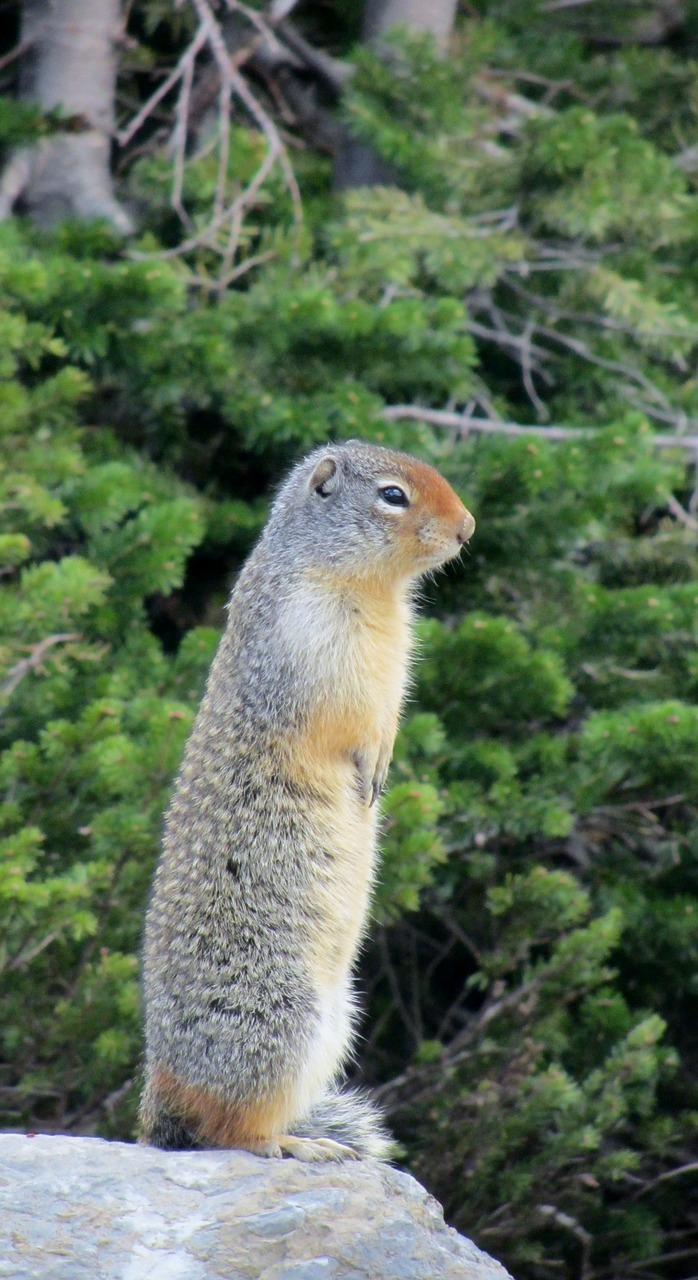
left=0, top=1133, right=513, bottom=1280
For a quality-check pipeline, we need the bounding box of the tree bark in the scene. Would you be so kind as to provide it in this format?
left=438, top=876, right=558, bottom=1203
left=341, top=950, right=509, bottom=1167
left=0, top=0, right=132, bottom=232
left=334, top=0, right=458, bottom=189
left=361, top=0, right=458, bottom=46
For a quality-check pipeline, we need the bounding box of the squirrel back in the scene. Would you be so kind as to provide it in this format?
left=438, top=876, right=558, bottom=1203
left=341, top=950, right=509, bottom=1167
left=140, top=440, right=474, bottom=1161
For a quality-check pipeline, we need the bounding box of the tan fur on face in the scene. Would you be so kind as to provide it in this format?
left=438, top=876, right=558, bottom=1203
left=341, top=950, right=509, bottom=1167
left=371, top=457, right=474, bottom=576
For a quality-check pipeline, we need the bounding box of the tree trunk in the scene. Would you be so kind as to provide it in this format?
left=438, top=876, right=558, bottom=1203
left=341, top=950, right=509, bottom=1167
left=361, top=0, right=458, bottom=46
left=0, top=0, right=132, bottom=232
left=334, top=0, right=458, bottom=189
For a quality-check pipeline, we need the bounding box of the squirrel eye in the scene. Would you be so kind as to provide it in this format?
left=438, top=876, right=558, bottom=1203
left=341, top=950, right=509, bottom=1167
left=379, top=485, right=409, bottom=508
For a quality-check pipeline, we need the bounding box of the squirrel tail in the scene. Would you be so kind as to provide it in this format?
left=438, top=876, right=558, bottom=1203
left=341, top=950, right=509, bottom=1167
left=140, top=1075, right=395, bottom=1161
left=292, top=1087, right=395, bottom=1161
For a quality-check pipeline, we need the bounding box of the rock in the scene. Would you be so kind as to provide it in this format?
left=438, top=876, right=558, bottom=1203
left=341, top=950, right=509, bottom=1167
left=0, top=1133, right=513, bottom=1279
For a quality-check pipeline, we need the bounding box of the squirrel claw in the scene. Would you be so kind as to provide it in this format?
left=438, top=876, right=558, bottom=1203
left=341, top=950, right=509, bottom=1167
left=370, top=751, right=391, bottom=807
left=352, top=750, right=389, bottom=807
left=351, top=750, right=371, bottom=805
left=370, top=766, right=389, bottom=807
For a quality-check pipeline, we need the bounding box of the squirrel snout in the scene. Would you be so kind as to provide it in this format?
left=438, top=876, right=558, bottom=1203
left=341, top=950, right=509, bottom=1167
left=456, top=510, right=476, bottom=545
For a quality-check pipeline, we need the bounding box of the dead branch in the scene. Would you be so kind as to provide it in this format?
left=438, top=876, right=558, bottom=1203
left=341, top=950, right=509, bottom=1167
left=663, top=492, right=698, bottom=532
left=116, top=30, right=209, bottom=150
left=537, top=1204, right=592, bottom=1280
left=505, top=276, right=698, bottom=346
left=630, top=1160, right=698, bottom=1200
left=0, top=34, right=38, bottom=75
left=520, top=318, right=549, bottom=417
left=120, top=0, right=302, bottom=286
left=469, top=285, right=678, bottom=420
left=382, top=404, right=698, bottom=451
left=1, top=633, right=81, bottom=700
left=474, top=74, right=554, bottom=137
left=277, top=19, right=353, bottom=96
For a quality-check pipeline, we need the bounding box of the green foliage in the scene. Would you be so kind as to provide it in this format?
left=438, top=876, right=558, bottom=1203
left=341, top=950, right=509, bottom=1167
left=1, top=4, right=698, bottom=1278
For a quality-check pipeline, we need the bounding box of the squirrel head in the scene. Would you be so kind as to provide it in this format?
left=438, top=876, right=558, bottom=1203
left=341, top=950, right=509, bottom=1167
left=270, top=441, right=475, bottom=583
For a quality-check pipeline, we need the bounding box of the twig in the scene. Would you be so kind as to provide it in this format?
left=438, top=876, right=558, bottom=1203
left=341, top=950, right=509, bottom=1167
left=520, top=319, right=549, bottom=418
left=663, top=493, right=698, bottom=532
left=1, top=633, right=80, bottom=700
left=474, top=75, right=555, bottom=127
left=5, top=930, right=61, bottom=973
left=622, top=396, right=698, bottom=435
left=630, top=1160, right=698, bottom=1200
left=376, top=927, right=421, bottom=1051
left=467, top=317, right=551, bottom=364
left=595, top=795, right=685, bottom=815
left=216, top=247, right=276, bottom=288
left=506, top=276, right=698, bottom=345
left=170, top=31, right=208, bottom=227
left=0, top=34, right=38, bottom=75
left=277, top=19, right=353, bottom=95
left=532, top=319, right=674, bottom=413
left=485, top=66, right=589, bottom=105
left=537, top=1205, right=592, bottom=1280
left=471, top=284, right=676, bottom=416
left=116, top=35, right=207, bottom=149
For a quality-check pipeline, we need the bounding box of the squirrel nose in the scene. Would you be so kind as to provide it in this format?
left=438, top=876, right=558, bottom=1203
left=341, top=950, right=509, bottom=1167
left=456, top=510, right=476, bottom=545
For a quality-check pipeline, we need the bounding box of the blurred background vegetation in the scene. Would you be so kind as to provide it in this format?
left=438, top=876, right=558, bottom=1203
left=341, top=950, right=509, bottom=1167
left=1, top=1, right=698, bottom=1276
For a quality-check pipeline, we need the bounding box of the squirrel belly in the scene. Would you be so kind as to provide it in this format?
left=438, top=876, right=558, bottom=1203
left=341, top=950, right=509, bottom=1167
left=140, top=440, right=474, bottom=1162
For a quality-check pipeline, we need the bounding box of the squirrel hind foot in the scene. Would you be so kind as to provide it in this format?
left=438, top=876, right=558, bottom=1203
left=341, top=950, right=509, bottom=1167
left=237, top=1135, right=284, bottom=1158
left=291, top=1087, right=395, bottom=1162
left=277, top=1135, right=360, bottom=1163
left=137, top=1111, right=199, bottom=1152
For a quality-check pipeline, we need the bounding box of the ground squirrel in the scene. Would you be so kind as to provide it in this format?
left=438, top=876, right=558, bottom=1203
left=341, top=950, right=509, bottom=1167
left=140, top=440, right=475, bottom=1162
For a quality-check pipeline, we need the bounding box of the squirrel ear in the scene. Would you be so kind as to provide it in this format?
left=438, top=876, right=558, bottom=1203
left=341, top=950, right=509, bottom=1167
left=309, top=456, right=338, bottom=497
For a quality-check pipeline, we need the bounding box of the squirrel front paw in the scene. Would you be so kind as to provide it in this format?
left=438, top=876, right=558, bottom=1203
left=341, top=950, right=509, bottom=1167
left=352, top=742, right=392, bottom=807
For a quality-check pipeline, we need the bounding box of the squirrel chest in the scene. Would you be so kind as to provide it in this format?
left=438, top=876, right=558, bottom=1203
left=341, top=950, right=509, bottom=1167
left=276, top=571, right=413, bottom=985
left=279, top=569, right=412, bottom=770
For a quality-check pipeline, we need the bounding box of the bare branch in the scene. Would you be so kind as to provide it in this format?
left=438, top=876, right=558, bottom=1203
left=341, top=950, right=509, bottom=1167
left=474, top=74, right=554, bottom=134
left=631, top=1161, right=698, bottom=1199
left=519, top=319, right=549, bottom=418
left=0, top=34, right=38, bottom=75
left=382, top=404, right=698, bottom=450
left=120, top=0, right=302, bottom=286
left=267, top=0, right=301, bottom=19
left=116, top=32, right=208, bottom=149
left=277, top=20, right=354, bottom=95
left=663, top=492, right=698, bottom=532
left=1, top=633, right=81, bottom=701
left=529, top=318, right=675, bottom=412
left=537, top=1205, right=592, bottom=1280
left=170, top=32, right=209, bottom=227
left=470, top=284, right=678, bottom=419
